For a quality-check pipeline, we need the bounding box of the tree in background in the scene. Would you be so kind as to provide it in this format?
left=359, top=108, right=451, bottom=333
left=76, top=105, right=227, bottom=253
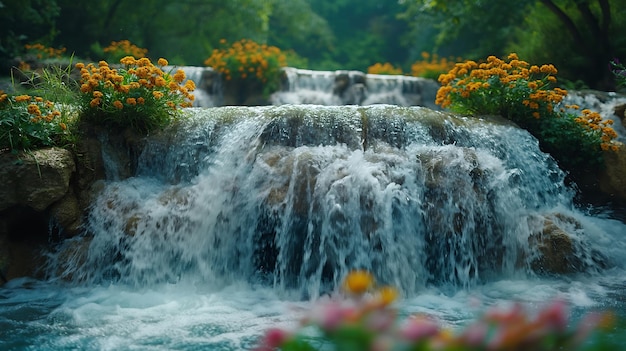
left=399, top=0, right=625, bottom=89
left=305, top=0, right=409, bottom=71
left=0, top=0, right=60, bottom=70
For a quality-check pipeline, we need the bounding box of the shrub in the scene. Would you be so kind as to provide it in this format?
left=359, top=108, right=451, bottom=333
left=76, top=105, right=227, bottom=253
left=367, top=62, right=403, bottom=75
left=76, top=56, right=195, bottom=133
left=101, top=40, right=148, bottom=63
left=24, top=43, right=67, bottom=61
left=435, top=53, right=619, bottom=171
left=204, top=39, right=287, bottom=96
left=254, top=270, right=615, bottom=351
left=0, top=91, right=72, bottom=152
left=411, top=52, right=461, bottom=80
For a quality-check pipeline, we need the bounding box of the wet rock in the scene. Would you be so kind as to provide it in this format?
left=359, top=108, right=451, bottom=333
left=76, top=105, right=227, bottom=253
left=0, top=147, right=75, bottom=211
left=599, top=142, right=626, bottom=202
left=528, top=213, right=607, bottom=275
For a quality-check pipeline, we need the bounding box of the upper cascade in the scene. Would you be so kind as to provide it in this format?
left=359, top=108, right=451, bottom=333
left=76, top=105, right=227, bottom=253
left=176, top=66, right=441, bottom=108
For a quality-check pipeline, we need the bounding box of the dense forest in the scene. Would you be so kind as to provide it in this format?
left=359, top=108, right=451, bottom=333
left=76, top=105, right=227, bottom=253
left=1, top=0, right=626, bottom=89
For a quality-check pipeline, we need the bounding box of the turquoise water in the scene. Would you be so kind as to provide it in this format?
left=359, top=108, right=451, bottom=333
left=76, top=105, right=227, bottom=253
left=2, top=271, right=626, bottom=350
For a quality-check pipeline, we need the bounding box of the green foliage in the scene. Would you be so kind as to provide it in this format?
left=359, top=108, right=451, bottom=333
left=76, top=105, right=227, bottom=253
left=0, top=0, right=60, bottom=68
left=0, top=59, right=78, bottom=152
left=0, top=91, right=72, bottom=152
left=400, top=0, right=625, bottom=89
left=435, top=54, right=619, bottom=172
left=76, top=57, right=195, bottom=134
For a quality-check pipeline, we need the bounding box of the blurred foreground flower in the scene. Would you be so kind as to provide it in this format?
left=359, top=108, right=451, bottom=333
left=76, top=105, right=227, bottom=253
left=255, top=270, right=616, bottom=351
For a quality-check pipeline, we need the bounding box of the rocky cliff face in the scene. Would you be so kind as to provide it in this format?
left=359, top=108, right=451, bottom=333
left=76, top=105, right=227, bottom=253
left=0, top=148, right=78, bottom=282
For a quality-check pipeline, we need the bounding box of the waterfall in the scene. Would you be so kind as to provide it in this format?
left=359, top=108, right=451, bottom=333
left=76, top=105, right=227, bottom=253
left=271, top=68, right=441, bottom=108
left=54, top=105, right=623, bottom=299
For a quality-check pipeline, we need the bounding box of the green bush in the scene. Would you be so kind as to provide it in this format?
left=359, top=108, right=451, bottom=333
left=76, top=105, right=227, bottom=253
left=435, top=53, right=619, bottom=171
left=76, top=56, right=195, bottom=133
left=0, top=91, right=72, bottom=152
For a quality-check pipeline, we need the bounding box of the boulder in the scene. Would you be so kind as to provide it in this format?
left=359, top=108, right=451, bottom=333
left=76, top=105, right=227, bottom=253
left=528, top=213, right=606, bottom=275
left=0, top=147, right=75, bottom=211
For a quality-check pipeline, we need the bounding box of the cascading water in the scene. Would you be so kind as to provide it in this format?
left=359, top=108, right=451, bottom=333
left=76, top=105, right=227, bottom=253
left=52, top=105, right=626, bottom=294
left=271, top=68, right=441, bottom=108
left=3, top=105, right=626, bottom=350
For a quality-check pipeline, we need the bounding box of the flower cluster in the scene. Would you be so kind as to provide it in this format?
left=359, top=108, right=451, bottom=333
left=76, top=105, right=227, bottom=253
left=76, top=56, right=195, bottom=133
left=255, top=271, right=614, bottom=351
left=367, top=62, right=403, bottom=75
left=102, top=40, right=148, bottom=62
left=411, top=52, right=461, bottom=80
left=435, top=53, right=619, bottom=170
left=24, top=43, right=67, bottom=60
left=0, top=91, right=71, bottom=151
left=436, top=53, right=567, bottom=119
left=204, top=39, right=287, bottom=95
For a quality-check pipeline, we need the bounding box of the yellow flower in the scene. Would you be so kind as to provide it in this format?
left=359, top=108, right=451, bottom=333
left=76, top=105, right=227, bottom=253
left=152, top=91, right=164, bottom=99
left=157, top=58, right=168, bottom=66
left=90, top=98, right=101, bottom=107
left=343, top=270, right=374, bottom=295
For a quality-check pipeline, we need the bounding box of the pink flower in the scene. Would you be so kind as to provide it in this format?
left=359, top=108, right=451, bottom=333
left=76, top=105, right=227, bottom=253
left=536, top=299, right=568, bottom=333
left=254, top=328, right=290, bottom=351
left=400, top=315, right=440, bottom=342
left=459, top=323, right=488, bottom=346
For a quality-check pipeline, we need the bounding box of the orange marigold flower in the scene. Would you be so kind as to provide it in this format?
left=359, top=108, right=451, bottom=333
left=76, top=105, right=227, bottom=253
left=59, top=122, right=67, bottom=130
left=137, top=57, right=151, bottom=67
left=152, top=91, right=164, bottom=99
left=27, top=104, right=41, bottom=115
left=157, top=58, right=168, bottom=66
left=93, top=91, right=104, bottom=98
left=126, top=97, right=137, bottom=105
left=90, top=98, right=101, bottom=107
left=343, top=270, right=374, bottom=295
left=155, top=76, right=166, bottom=87
left=173, top=69, right=186, bottom=83
left=137, top=97, right=145, bottom=104
left=120, top=56, right=136, bottom=66
left=184, top=80, right=196, bottom=91
left=15, top=95, right=31, bottom=103
left=113, top=100, right=123, bottom=109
